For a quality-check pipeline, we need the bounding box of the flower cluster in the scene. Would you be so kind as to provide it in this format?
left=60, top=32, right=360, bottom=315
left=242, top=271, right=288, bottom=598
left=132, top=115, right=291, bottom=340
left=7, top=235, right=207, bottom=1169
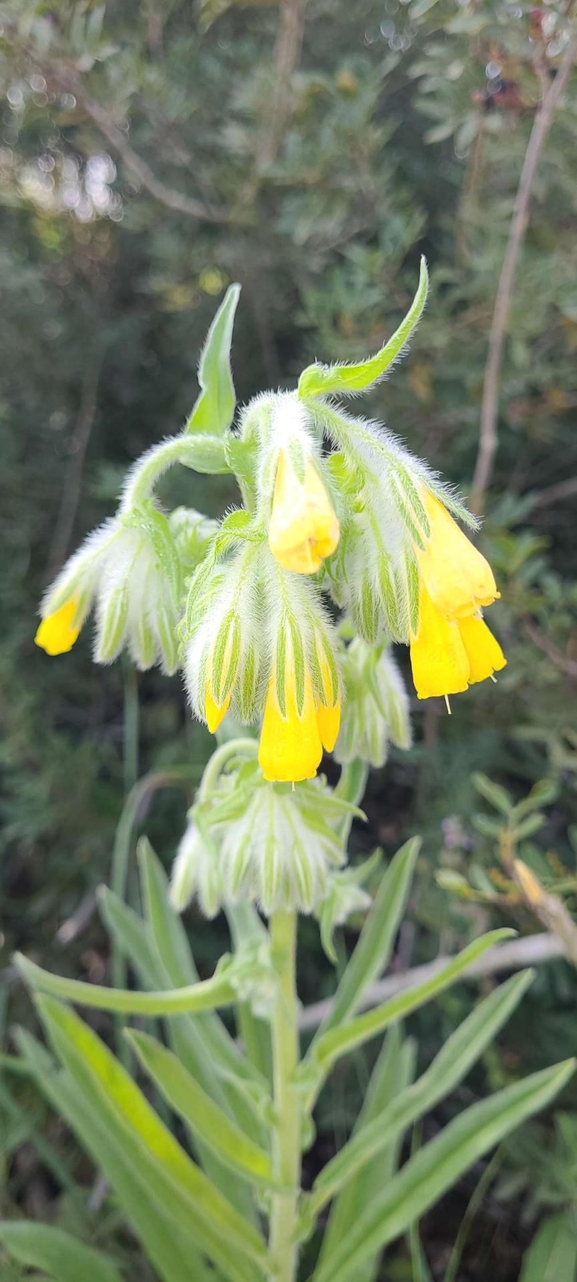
left=169, top=753, right=365, bottom=919
left=35, top=270, right=506, bottom=917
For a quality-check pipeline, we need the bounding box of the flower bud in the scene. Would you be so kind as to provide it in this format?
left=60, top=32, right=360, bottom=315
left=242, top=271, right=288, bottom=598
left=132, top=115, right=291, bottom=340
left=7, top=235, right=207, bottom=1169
left=94, top=509, right=182, bottom=674
left=35, top=519, right=118, bottom=656
left=335, top=639, right=412, bottom=768
left=169, top=507, right=220, bottom=573
left=268, top=447, right=339, bottom=574
left=169, top=815, right=223, bottom=918
left=217, top=777, right=348, bottom=916
left=259, top=394, right=339, bottom=576
left=184, top=545, right=262, bottom=733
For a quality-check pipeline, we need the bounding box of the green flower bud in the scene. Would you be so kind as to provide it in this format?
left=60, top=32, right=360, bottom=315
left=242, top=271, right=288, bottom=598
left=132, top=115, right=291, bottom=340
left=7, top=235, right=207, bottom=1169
left=335, top=639, right=412, bottom=768
left=169, top=815, right=222, bottom=918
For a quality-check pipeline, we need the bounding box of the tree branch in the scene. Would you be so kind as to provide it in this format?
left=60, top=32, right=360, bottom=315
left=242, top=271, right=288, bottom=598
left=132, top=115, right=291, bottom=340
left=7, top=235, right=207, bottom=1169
left=255, top=0, right=307, bottom=173
left=470, top=31, right=577, bottom=515
left=71, top=79, right=231, bottom=224
left=46, top=350, right=102, bottom=578
left=298, top=932, right=565, bottom=1032
left=9, top=27, right=232, bottom=225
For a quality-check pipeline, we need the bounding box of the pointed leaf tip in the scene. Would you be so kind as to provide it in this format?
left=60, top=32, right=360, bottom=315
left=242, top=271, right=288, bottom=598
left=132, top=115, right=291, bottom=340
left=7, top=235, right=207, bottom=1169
left=298, top=258, right=429, bottom=399
left=187, top=283, right=241, bottom=436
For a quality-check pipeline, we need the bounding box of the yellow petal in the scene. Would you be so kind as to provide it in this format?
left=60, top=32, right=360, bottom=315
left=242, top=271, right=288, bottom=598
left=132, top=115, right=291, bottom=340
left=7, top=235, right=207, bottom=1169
left=458, top=614, right=507, bottom=686
left=316, top=700, right=341, bottom=753
left=268, top=450, right=340, bottom=575
left=416, top=492, right=498, bottom=620
left=35, top=600, right=81, bottom=656
left=205, top=685, right=231, bottom=734
left=410, top=588, right=470, bottom=700
left=259, top=669, right=323, bottom=783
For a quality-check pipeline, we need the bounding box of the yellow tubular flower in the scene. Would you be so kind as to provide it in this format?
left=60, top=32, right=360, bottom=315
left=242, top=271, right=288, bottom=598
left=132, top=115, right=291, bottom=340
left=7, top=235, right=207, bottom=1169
left=458, top=614, right=506, bottom=684
left=268, top=449, right=339, bottom=575
left=35, top=599, right=82, bottom=656
left=410, top=590, right=507, bottom=700
left=410, top=588, right=470, bottom=700
left=416, top=493, right=498, bottom=619
left=259, top=669, right=323, bottom=784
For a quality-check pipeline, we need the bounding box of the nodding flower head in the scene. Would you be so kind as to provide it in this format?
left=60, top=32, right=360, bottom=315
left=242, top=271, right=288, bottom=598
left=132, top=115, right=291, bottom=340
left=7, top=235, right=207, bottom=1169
left=409, top=491, right=505, bottom=700
left=171, top=757, right=363, bottom=918
left=258, top=567, right=341, bottom=784
left=35, top=519, right=118, bottom=658
left=35, top=507, right=184, bottom=675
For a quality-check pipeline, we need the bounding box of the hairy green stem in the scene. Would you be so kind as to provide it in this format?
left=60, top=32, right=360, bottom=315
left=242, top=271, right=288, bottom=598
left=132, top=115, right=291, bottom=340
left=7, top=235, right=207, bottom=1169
left=197, top=737, right=259, bottom=804
left=269, top=910, right=301, bottom=1282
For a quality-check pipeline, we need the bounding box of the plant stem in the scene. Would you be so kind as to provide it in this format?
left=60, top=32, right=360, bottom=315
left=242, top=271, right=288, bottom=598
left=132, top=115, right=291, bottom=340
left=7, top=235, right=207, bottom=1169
left=269, top=909, right=301, bottom=1282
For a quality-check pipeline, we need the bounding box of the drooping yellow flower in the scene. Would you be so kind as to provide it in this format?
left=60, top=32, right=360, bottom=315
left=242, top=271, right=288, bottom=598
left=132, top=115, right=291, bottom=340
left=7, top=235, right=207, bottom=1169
left=458, top=613, right=507, bottom=685
left=409, top=491, right=506, bottom=700
left=410, top=588, right=506, bottom=700
left=268, top=449, right=340, bottom=575
left=259, top=668, right=323, bottom=783
left=35, top=599, right=82, bottom=656
left=416, top=493, right=498, bottom=619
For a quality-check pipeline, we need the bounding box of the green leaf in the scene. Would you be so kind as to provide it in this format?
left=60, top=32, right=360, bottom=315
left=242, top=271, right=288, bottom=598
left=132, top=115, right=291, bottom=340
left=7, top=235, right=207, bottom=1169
left=16, top=1028, right=211, bottom=1282
left=316, top=1027, right=415, bottom=1271
left=520, top=1213, right=577, bottom=1282
left=309, top=929, right=515, bottom=1074
left=128, top=1029, right=274, bottom=1186
left=313, top=837, right=420, bottom=1040
left=512, top=813, right=546, bottom=841
left=513, top=779, right=559, bottom=820
left=310, top=970, right=533, bottom=1216
left=138, top=838, right=266, bottom=1094
left=298, top=258, right=428, bottom=398
left=187, top=283, right=241, bottom=435
left=473, top=772, right=513, bottom=817
left=311, top=1059, right=576, bottom=1282
left=15, top=950, right=236, bottom=1015
left=34, top=996, right=268, bottom=1282
left=0, top=1223, right=123, bottom=1282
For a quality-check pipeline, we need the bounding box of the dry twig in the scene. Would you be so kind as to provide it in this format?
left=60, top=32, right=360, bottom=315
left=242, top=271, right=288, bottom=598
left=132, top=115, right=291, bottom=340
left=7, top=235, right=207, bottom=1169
left=470, top=31, right=577, bottom=514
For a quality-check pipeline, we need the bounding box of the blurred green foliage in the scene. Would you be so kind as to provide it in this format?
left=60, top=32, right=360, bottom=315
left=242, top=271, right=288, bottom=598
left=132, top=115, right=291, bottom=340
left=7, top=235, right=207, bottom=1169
left=1, top=0, right=577, bottom=1276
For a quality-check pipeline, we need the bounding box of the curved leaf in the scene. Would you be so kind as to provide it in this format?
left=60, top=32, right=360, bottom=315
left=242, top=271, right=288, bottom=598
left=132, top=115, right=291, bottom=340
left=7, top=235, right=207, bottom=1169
left=298, top=258, right=428, bottom=398
left=0, top=1223, right=123, bottom=1282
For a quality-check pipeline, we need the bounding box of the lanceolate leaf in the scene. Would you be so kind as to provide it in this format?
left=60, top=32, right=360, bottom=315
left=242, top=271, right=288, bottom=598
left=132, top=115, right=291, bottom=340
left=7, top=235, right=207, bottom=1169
left=311, top=1059, right=576, bottom=1282
left=316, top=1027, right=415, bottom=1272
left=314, top=837, right=421, bottom=1039
left=298, top=258, right=428, bottom=398
left=15, top=950, right=236, bottom=1016
left=187, top=283, right=241, bottom=435
left=310, top=969, right=534, bottom=1215
left=34, top=997, right=269, bottom=1282
left=0, top=1223, right=123, bottom=1282
left=16, top=1028, right=211, bottom=1282
left=128, top=1029, right=274, bottom=1186
left=309, top=928, right=515, bottom=1075
left=520, top=1213, right=577, bottom=1282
